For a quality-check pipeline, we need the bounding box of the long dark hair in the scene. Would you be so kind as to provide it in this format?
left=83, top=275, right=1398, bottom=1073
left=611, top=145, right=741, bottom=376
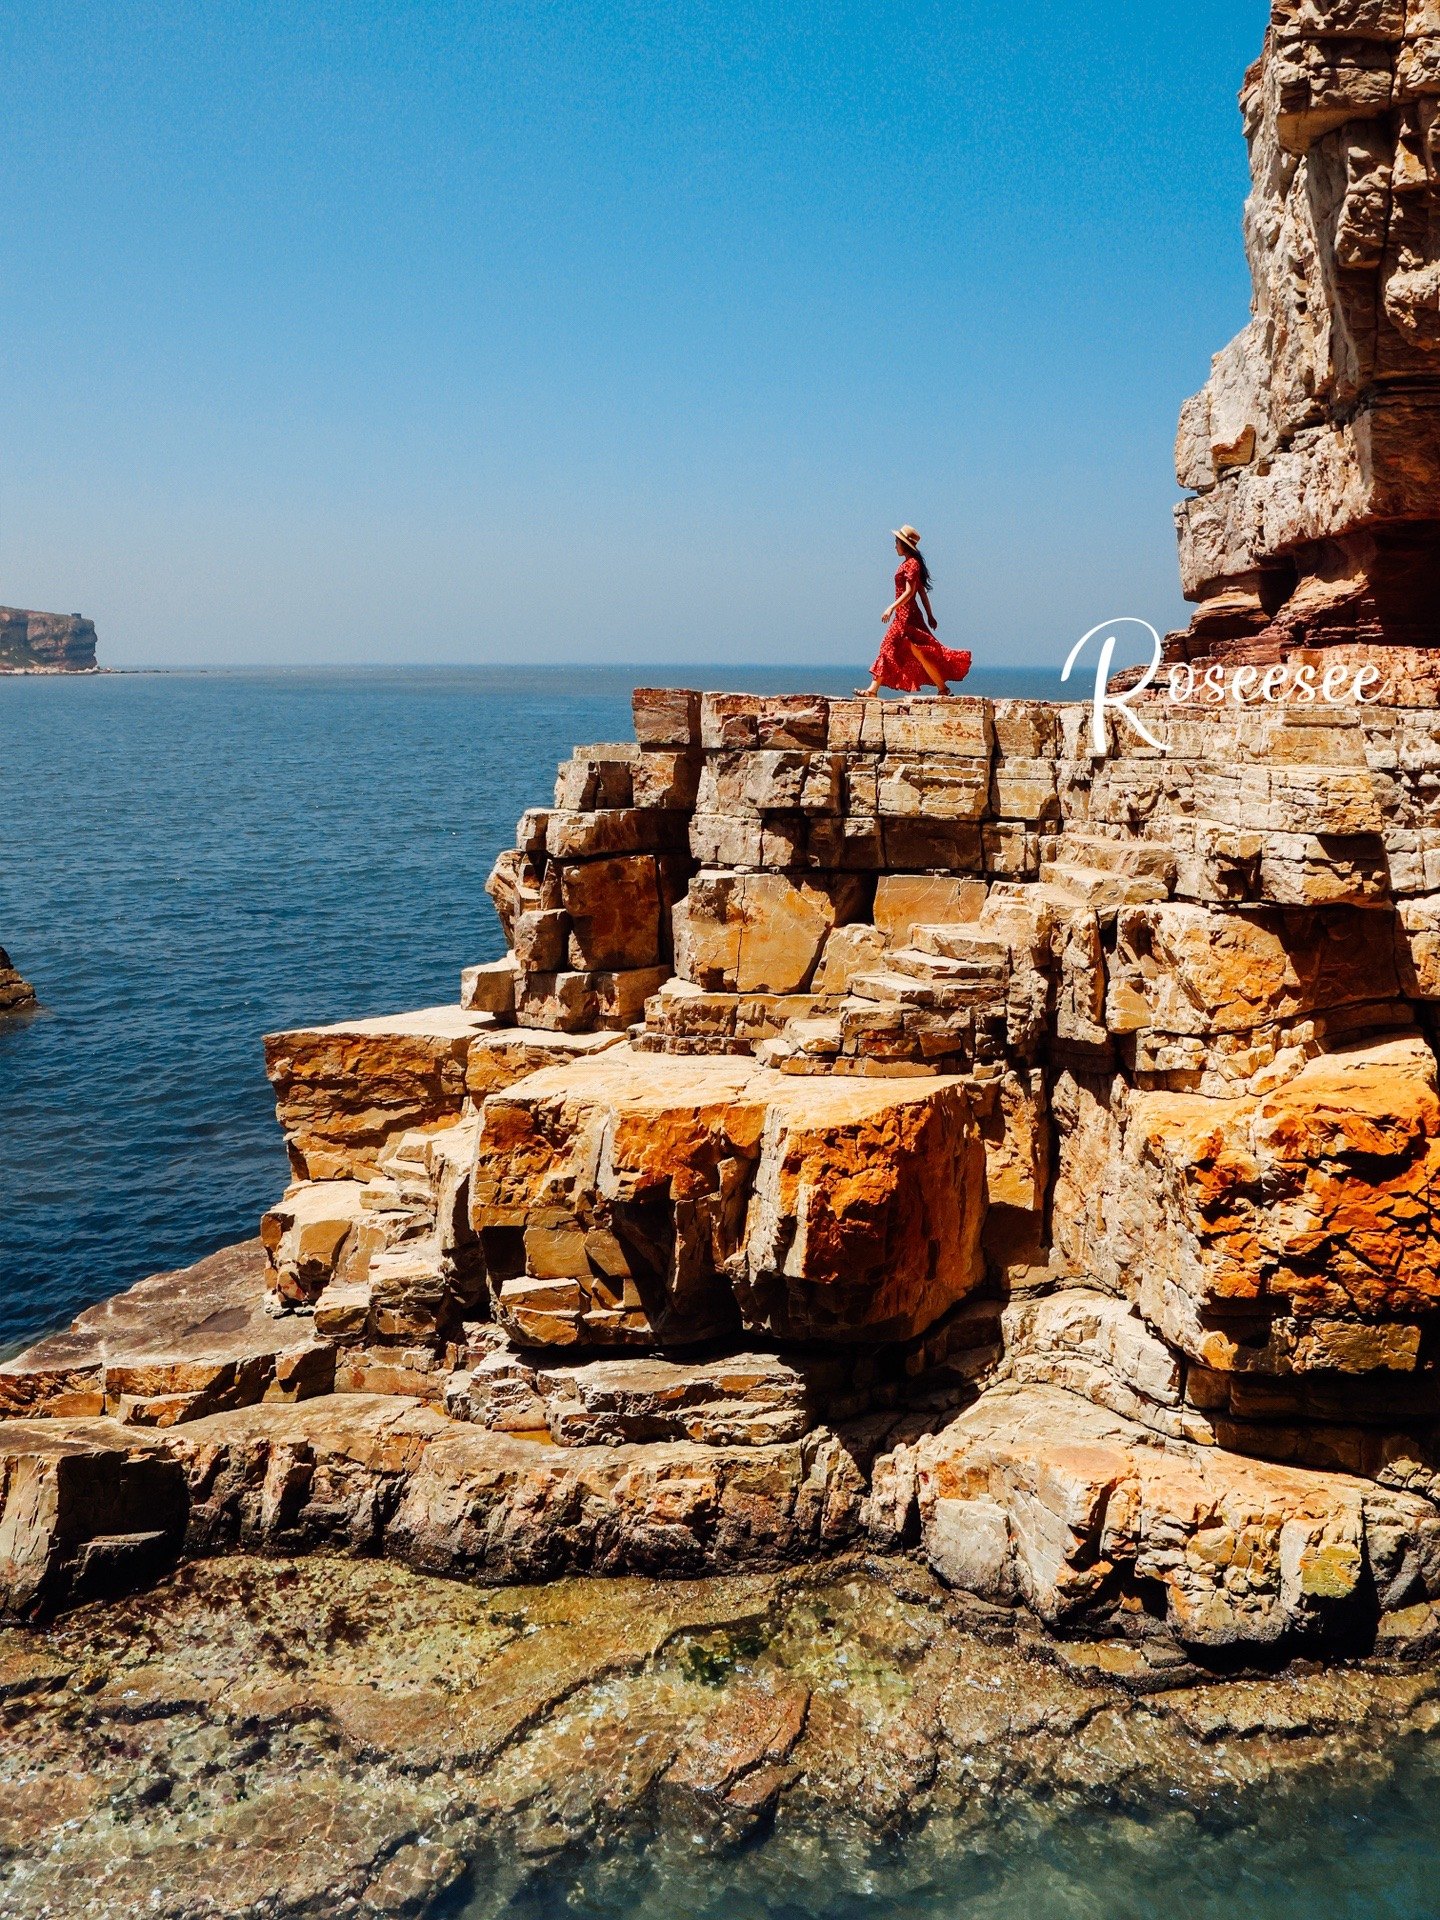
left=898, top=536, right=931, bottom=591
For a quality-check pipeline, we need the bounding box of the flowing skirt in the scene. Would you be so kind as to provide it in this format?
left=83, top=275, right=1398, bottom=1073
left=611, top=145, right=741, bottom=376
left=870, top=614, right=972, bottom=692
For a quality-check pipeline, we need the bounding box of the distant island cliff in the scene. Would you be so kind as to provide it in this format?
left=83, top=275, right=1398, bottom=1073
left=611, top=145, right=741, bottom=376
left=0, top=606, right=98, bottom=673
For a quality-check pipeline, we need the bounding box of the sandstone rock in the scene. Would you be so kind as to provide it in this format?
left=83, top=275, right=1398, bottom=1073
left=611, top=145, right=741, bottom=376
left=1001, top=1288, right=1215, bottom=1445
left=700, top=692, right=830, bottom=750
left=0, top=1419, right=184, bottom=1618
left=554, top=743, right=636, bottom=811
left=915, top=1381, right=1440, bottom=1649
left=471, top=1049, right=985, bottom=1350
left=0, top=1243, right=334, bottom=1423
left=872, top=874, right=986, bottom=945
left=1107, top=902, right=1401, bottom=1042
left=1117, top=1035, right=1440, bottom=1374
left=514, top=965, right=668, bottom=1033
left=545, top=808, right=691, bottom=860
left=632, top=686, right=701, bottom=747
left=459, top=953, right=518, bottom=1016
left=533, top=1352, right=813, bottom=1448
left=1172, top=3, right=1440, bottom=654
left=463, top=1024, right=623, bottom=1099
left=472, top=1052, right=769, bottom=1349
left=561, top=854, right=664, bottom=970
left=264, top=1007, right=494, bottom=1180
left=169, top=1394, right=867, bottom=1578
left=0, top=947, right=36, bottom=1014
left=736, top=1073, right=986, bottom=1345
left=673, top=871, right=867, bottom=995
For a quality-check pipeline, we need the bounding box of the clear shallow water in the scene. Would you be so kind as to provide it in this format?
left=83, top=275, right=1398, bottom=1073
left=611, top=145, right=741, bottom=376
left=497, top=1744, right=1440, bottom=1920
left=0, top=663, right=1062, bottom=1349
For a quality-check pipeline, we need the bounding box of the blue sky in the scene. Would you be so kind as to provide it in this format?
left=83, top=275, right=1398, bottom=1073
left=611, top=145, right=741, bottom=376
left=3, top=1, right=1269, bottom=668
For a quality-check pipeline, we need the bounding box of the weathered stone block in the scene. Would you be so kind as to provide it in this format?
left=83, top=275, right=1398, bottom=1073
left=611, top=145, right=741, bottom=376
left=459, top=955, right=518, bottom=1017
left=1117, top=1035, right=1440, bottom=1373
left=632, top=686, right=701, bottom=747
left=1106, top=902, right=1401, bottom=1036
left=880, top=700, right=994, bottom=757
left=673, top=871, right=866, bottom=995
left=264, top=1008, right=492, bottom=1180
left=915, top=1382, right=1439, bottom=1650
left=554, top=745, right=636, bottom=811
left=877, top=755, right=990, bottom=821
left=0, top=1420, right=186, bottom=1619
left=0, top=1243, right=334, bottom=1422
left=561, top=855, right=663, bottom=971
left=514, top=967, right=668, bottom=1034
left=632, top=748, right=702, bottom=810
left=736, top=1074, right=986, bottom=1345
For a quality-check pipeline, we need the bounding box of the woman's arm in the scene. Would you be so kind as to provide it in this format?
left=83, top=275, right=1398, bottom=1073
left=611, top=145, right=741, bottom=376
left=918, top=585, right=937, bottom=631
left=883, top=580, right=918, bottom=622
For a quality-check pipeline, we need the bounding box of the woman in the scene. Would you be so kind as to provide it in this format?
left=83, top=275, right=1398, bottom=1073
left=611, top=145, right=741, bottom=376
left=858, top=526, right=972, bottom=697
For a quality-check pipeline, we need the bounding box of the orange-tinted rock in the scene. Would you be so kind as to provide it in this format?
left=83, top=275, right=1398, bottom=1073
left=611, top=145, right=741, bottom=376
left=264, top=1007, right=495, bottom=1180
left=471, top=1049, right=985, bottom=1350
left=1122, top=1035, right=1440, bottom=1372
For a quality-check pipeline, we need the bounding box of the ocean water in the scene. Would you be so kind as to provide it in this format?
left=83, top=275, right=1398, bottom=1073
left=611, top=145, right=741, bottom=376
left=0, top=662, right=1062, bottom=1350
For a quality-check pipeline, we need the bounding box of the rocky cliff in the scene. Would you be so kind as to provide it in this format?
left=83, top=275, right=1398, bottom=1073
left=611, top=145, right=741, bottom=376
left=0, top=606, right=98, bottom=673
left=4, top=0, right=1440, bottom=1672
left=7, top=682, right=1440, bottom=1664
left=1174, top=0, right=1440, bottom=663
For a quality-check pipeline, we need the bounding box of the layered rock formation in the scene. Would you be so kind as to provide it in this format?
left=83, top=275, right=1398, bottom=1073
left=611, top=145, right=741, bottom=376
left=1174, top=0, right=1440, bottom=666
left=9, top=682, right=1440, bottom=1664
left=7, top=2, right=1440, bottom=1672
left=0, top=607, right=97, bottom=673
left=0, top=947, right=36, bottom=1013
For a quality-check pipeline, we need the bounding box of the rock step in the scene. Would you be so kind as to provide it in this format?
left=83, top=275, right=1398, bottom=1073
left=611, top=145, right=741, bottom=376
left=848, top=970, right=989, bottom=1012
left=1041, top=833, right=1178, bottom=882
left=1035, top=864, right=1170, bottom=910
left=908, top=923, right=1013, bottom=968
left=887, top=943, right=1009, bottom=987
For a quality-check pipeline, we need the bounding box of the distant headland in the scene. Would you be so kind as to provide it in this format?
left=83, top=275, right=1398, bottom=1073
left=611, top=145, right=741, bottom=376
left=0, top=606, right=98, bottom=674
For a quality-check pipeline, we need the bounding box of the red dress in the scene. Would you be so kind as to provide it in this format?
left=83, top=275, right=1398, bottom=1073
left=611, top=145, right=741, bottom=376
left=870, top=558, right=972, bottom=691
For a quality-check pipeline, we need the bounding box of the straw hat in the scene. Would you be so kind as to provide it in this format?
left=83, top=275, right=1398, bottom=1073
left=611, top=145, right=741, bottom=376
left=892, top=525, right=922, bottom=550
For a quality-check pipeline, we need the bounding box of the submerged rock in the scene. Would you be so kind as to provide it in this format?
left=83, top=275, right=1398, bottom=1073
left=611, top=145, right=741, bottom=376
left=2, top=1553, right=1439, bottom=1919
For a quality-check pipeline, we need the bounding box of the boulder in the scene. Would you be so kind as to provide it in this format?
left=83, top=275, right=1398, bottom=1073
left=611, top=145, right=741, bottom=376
left=471, top=1048, right=986, bottom=1350
left=915, top=1382, right=1440, bottom=1650
left=0, top=946, right=36, bottom=1013
left=0, top=1418, right=186, bottom=1618
left=1117, top=1035, right=1440, bottom=1374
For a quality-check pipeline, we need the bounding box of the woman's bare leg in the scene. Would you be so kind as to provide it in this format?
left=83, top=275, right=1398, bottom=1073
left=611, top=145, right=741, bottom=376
left=855, top=678, right=881, bottom=697
left=907, top=644, right=949, bottom=693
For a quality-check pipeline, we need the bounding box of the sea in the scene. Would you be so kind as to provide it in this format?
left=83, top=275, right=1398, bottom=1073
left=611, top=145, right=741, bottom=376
left=5, top=663, right=1440, bottom=1920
